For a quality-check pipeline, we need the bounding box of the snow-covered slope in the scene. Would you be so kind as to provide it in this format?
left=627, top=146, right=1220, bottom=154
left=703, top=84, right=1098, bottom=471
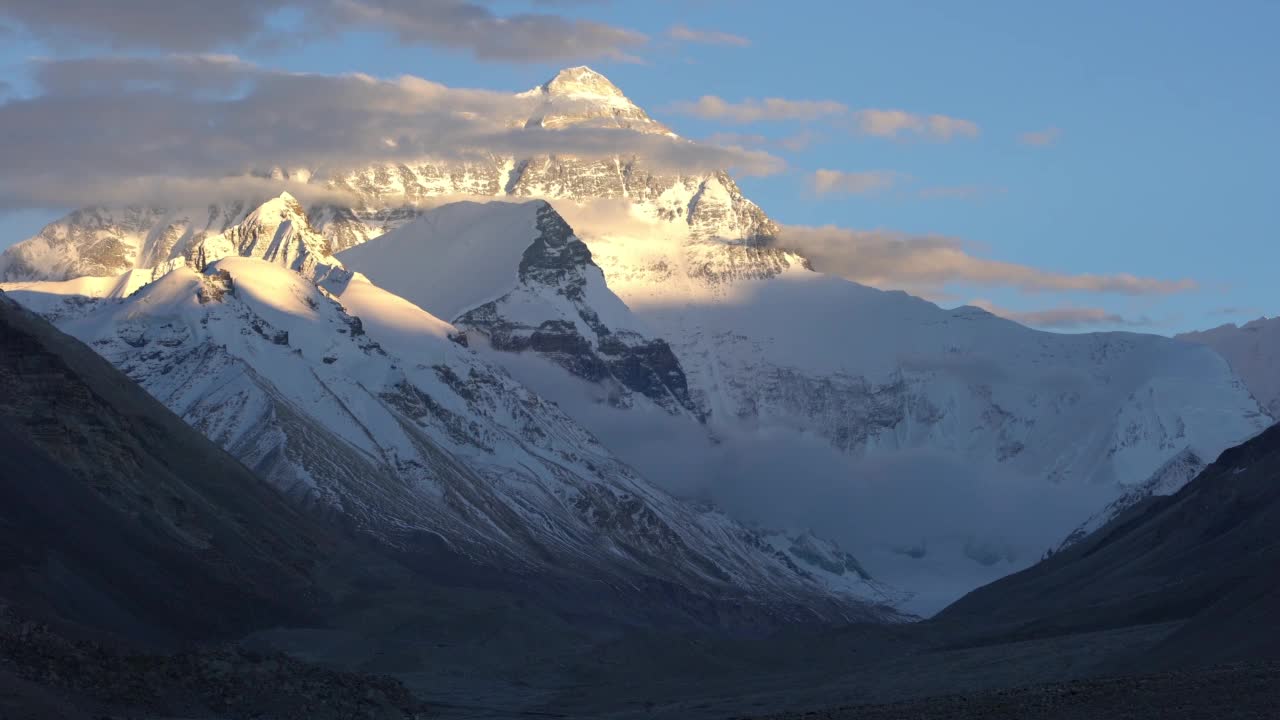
left=1178, top=317, right=1280, bottom=419
left=584, top=219, right=1268, bottom=606
left=336, top=196, right=1269, bottom=613
left=6, top=258, right=901, bottom=620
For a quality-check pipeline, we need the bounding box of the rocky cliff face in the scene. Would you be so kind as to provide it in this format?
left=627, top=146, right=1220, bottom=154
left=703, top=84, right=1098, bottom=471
left=454, top=203, right=703, bottom=418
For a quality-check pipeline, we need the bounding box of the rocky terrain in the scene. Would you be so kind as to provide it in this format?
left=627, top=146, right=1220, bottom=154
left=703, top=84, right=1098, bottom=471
left=0, top=604, right=430, bottom=720
left=749, top=663, right=1280, bottom=720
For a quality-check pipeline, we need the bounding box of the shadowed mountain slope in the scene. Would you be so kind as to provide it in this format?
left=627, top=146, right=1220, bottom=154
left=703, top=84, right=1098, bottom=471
left=0, top=290, right=337, bottom=647
left=938, top=422, right=1280, bottom=666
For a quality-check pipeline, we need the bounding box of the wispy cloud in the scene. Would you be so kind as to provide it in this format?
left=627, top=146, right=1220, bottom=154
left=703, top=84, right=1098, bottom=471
left=773, top=225, right=1198, bottom=296
left=810, top=169, right=904, bottom=196
left=667, top=96, right=848, bottom=123
left=705, top=131, right=768, bottom=147
left=1207, top=306, right=1266, bottom=318
left=1018, top=126, right=1062, bottom=146
left=779, top=130, right=820, bottom=151
left=705, top=130, right=822, bottom=152
left=851, top=109, right=980, bottom=140
left=806, top=173, right=1002, bottom=201
left=0, top=54, right=784, bottom=211
left=917, top=185, right=1005, bottom=200
left=969, top=300, right=1154, bottom=329
left=667, top=94, right=979, bottom=141
left=0, top=0, right=647, bottom=62
left=667, top=24, right=749, bottom=47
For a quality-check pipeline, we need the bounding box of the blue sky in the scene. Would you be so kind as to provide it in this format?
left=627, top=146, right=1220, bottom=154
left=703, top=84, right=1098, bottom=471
left=1, top=0, right=1276, bottom=333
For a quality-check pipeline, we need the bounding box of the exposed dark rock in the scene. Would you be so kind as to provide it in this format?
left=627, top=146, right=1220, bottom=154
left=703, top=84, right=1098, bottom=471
left=459, top=204, right=705, bottom=419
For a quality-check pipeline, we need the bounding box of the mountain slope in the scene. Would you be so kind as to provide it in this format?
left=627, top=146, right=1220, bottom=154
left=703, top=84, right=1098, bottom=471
left=0, top=291, right=333, bottom=646
left=1178, top=316, right=1280, bottom=417
left=938, top=422, right=1280, bottom=667
left=333, top=194, right=1269, bottom=611
left=7, top=259, right=900, bottom=620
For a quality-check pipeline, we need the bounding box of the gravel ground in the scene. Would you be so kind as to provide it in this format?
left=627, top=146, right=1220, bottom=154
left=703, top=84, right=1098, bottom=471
left=745, top=663, right=1280, bottom=720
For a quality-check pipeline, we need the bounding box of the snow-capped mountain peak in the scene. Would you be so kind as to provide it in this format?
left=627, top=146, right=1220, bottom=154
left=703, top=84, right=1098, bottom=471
left=538, top=66, right=629, bottom=101
left=520, top=66, right=668, bottom=134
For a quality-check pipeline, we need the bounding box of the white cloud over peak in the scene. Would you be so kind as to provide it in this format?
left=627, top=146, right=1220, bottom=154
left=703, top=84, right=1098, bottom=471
left=0, top=55, right=785, bottom=211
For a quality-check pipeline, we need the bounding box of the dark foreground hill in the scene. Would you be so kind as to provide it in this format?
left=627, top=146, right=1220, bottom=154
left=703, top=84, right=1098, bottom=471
left=0, top=291, right=431, bottom=717
left=938, top=422, right=1280, bottom=667
left=0, top=290, right=335, bottom=644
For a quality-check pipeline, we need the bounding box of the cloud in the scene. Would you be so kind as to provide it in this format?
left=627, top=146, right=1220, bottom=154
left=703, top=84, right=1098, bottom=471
left=666, top=95, right=979, bottom=141
left=1208, top=306, right=1265, bottom=317
left=810, top=169, right=904, bottom=196
left=773, top=225, right=1198, bottom=295
left=0, top=55, right=784, bottom=211
left=705, top=131, right=768, bottom=147
left=0, top=0, right=646, bottom=62
left=667, top=24, right=749, bottom=47
left=852, top=109, right=980, bottom=140
left=1019, top=126, right=1062, bottom=146
left=779, top=130, right=820, bottom=151
left=666, top=96, right=850, bottom=123
left=968, top=300, right=1154, bottom=329
left=917, top=185, right=1005, bottom=200
left=704, top=130, right=821, bottom=153
left=321, top=0, right=648, bottom=62
left=806, top=173, right=1002, bottom=201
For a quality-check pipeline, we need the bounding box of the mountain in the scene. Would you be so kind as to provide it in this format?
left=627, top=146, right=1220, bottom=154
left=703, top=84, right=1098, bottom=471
left=0, top=65, right=1270, bottom=613
left=1178, top=316, right=1280, bottom=418
left=5, top=253, right=900, bottom=621
left=0, top=192, right=337, bottom=284
left=338, top=200, right=704, bottom=419
left=0, top=67, right=774, bottom=280
left=335, top=192, right=1269, bottom=611
left=938, top=421, right=1280, bottom=668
